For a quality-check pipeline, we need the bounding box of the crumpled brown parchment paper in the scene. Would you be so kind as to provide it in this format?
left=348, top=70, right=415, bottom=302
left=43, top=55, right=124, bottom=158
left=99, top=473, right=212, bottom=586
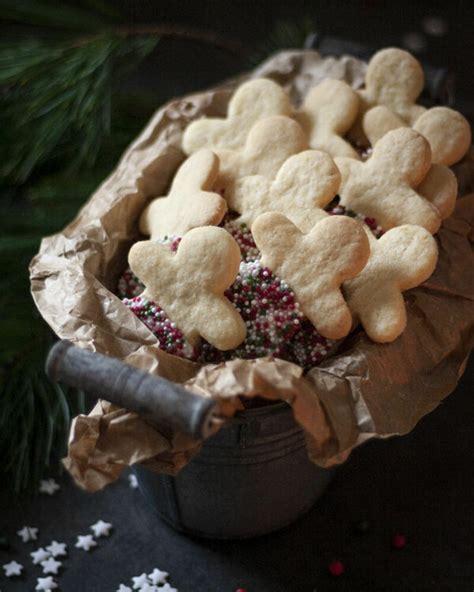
left=29, top=50, right=474, bottom=491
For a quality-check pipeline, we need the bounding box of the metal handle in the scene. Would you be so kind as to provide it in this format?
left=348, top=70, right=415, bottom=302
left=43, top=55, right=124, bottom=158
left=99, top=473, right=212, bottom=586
left=46, top=340, right=220, bottom=440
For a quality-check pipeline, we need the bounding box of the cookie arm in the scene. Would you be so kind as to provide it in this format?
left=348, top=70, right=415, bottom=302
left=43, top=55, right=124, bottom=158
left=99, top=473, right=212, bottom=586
left=196, top=297, right=247, bottom=350
left=171, top=149, right=219, bottom=193
left=417, top=164, right=458, bottom=220
left=363, top=105, right=407, bottom=146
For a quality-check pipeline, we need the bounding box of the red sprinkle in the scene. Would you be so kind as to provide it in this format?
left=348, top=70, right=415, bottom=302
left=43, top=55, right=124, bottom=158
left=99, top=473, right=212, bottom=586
left=235, top=589, right=247, bottom=592
left=328, top=560, right=345, bottom=576
left=392, top=534, right=407, bottom=549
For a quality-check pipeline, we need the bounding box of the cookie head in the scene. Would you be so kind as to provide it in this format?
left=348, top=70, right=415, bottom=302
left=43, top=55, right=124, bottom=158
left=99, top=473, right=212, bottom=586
left=298, top=78, right=361, bottom=159
left=233, top=150, right=339, bottom=232
left=139, top=149, right=227, bottom=240
left=128, top=226, right=246, bottom=350
left=413, top=106, right=472, bottom=166
left=363, top=47, right=426, bottom=124
left=215, top=115, right=308, bottom=210
left=182, top=78, right=291, bottom=154
left=251, top=212, right=370, bottom=340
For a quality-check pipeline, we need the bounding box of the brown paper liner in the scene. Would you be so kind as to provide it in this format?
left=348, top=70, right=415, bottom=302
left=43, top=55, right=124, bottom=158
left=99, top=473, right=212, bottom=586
left=29, top=51, right=474, bottom=492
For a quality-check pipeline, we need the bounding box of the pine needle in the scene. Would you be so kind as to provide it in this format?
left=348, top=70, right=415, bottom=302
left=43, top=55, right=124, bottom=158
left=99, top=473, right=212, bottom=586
left=0, top=34, right=158, bottom=184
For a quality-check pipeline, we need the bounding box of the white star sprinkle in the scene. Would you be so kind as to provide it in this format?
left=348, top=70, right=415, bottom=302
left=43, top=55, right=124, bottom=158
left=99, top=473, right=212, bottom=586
left=128, top=474, right=138, bottom=489
left=116, top=585, right=133, bottom=592
left=31, top=547, right=51, bottom=565
left=36, top=575, right=58, bottom=590
left=46, top=540, right=67, bottom=557
left=132, top=573, right=149, bottom=589
left=3, top=560, right=23, bottom=577
left=39, top=478, right=60, bottom=495
left=149, top=568, right=169, bottom=585
left=90, top=519, right=113, bottom=538
left=75, top=534, right=97, bottom=552
left=41, top=556, right=61, bottom=575
left=17, top=526, right=38, bottom=542
left=157, top=584, right=177, bottom=592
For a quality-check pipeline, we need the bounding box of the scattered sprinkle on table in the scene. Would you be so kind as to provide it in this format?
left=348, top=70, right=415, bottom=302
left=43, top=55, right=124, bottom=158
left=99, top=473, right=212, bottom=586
left=3, top=560, right=23, bottom=577
left=328, top=559, right=345, bottom=576
left=41, top=556, right=62, bottom=575
left=148, top=568, right=169, bottom=585
left=17, top=525, right=38, bottom=542
left=75, top=534, right=97, bottom=552
left=35, top=575, right=58, bottom=590
left=90, top=519, right=113, bottom=537
left=128, top=474, right=139, bottom=489
left=46, top=541, right=67, bottom=557
left=31, top=547, right=51, bottom=565
left=392, top=533, right=407, bottom=549
left=132, top=573, right=149, bottom=589
left=39, top=478, right=60, bottom=495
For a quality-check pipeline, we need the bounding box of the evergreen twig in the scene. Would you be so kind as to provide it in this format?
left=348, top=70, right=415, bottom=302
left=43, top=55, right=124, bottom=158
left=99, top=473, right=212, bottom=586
left=0, top=2, right=311, bottom=493
left=0, top=34, right=159, bottom=184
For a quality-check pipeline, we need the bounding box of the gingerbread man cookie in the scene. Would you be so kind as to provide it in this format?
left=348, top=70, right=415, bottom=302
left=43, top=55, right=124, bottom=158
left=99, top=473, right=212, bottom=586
left=363, top=105, right=471, bottom=166
left=344, top=225, right=438, bottom=343
left=128, top=226, right=246, bottom=350
left=232, top=150, right=340, bottom=232
left=335, top=128, right=441, bottom=234
left=251, top=213, right=370, bottom=340
left=215, top=115, right=308, bottom=210
left=139, top=149, right=227, bottom=240
left=182, top=78, right=292, bottom=155
left=363, top=106, right=466, bottom=219
left=297, top=79, right=361, bottom=159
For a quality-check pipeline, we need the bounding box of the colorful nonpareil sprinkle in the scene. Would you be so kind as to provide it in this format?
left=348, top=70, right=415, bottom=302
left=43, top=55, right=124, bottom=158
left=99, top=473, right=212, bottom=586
left=328, top=203, right=384, bottom=238
left=328, top=559, right=345, bottom=576
left=222, top=260, right=304, bottom=360
left=117, top=268, right=144, bottom=299
left=291, top=318, right=338, bottom=369
left=122, top=296, right=197, bottom=360
left=223, top=218, right=260, bottom=261
left=121, top=259, right=338, bottom=370
left=391, top=533, right=407, bottom=549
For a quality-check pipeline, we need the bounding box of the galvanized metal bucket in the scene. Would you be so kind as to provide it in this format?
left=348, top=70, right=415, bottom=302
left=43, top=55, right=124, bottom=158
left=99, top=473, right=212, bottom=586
left=133, top=402, right=334, bottom=539
left=47, top=341, right=334, bottom=539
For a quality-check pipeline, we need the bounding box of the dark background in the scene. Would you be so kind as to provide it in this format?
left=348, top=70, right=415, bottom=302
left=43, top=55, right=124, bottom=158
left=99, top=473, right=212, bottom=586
left=1, top=1, right=474, bottom=591
left=114, top=0, right=474, bottom=120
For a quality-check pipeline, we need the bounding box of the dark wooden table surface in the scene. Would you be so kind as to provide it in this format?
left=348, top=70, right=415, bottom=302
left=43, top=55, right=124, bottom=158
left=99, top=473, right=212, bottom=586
left=0, top=356, right=472, bottom=592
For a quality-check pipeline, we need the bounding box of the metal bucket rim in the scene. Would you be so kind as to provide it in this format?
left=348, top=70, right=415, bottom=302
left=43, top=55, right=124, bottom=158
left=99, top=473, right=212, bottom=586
left=231, top=400, right=291, bottom=421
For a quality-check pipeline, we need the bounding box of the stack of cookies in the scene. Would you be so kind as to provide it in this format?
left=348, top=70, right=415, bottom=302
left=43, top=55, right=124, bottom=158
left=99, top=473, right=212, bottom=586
left=118, top=47, right=471, bottom=370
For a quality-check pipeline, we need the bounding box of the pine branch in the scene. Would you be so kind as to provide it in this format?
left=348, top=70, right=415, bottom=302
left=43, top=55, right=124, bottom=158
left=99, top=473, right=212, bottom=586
left=0, top=344, right=86, bottom=493
left=0, top=7, right=312, bottom=493
left=0, top=34, right=159, bottom=184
